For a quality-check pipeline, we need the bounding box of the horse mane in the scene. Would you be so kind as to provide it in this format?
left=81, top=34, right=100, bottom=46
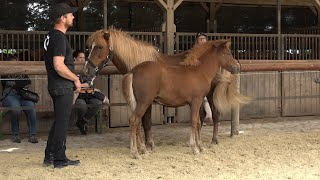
left=180, top=40, right=229, bottom=66
left=90, top=28, right=162, bottom=71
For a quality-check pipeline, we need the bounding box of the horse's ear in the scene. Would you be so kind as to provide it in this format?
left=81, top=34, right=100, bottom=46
left=224, top=40, right=231, bottom=49
left=104, top=32, right=110, bottom=41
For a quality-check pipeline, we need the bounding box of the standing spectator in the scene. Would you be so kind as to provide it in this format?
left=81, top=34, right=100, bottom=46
left=73, top=50, right=108, bottom=135
left=195, top=32, right=213, bottom=125
left=42, top=3, right=84, bottom=168
left=196, top=32, right=208, bottom=44
left=1, top=56, right=38, bottom=143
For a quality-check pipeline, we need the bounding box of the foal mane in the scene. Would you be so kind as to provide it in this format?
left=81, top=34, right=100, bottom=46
left=88, top=28, right=162, bottom=71
left=181, top=40, right=229, bottom=66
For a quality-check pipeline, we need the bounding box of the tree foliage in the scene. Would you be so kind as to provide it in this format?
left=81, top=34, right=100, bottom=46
left=0, top=0, right=317, bottom=33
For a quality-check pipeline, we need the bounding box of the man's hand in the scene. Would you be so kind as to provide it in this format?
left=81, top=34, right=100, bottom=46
left=81, top=83, right=90, bottom=88
left=74, top=79, right=81, bottom=92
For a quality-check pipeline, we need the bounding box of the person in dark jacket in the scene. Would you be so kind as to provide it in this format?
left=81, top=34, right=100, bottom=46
left=73, top=50, right=109, bottom=135
left=1, top=56, right=38, bottom=143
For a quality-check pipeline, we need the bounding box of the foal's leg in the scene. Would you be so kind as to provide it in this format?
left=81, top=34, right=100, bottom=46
left=129, top=103, right=151, bottom=159
left=142, top=105, right=155, bottom=151
left=190, top=99, right=202, bottom=155
left=196, top=116, right=205, bottom=152
left=129, top=113, right=142, bottom=159
left=137, top=120, right=149, bottom=155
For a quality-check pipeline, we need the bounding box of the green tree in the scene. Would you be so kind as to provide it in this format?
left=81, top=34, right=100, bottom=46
left=0, top=0, right=29, bottom=30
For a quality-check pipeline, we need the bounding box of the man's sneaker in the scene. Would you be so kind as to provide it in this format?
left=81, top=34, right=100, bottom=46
left=43, top=156, right=54, bottom=167
left=53, top=158, right=81, bottom=168
left=28, top=135, right=38, bottom=143
left=12, top=135, right=21, bottom=143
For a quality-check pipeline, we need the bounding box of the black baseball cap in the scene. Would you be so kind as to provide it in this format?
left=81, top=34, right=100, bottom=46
left=49, top=3, right=78, bottom=21
left=196, top=32, right=207, bottom=38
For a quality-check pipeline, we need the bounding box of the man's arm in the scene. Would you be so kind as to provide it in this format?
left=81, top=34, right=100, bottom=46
left=53, top=56, right=81, bottom=92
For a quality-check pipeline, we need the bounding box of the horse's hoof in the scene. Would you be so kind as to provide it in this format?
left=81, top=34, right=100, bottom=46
left=133, top=154, right=142, bottom=160
left=140, top=148, right=149, bottom=155
left=211, top=139, right=219, bottom=145
left=142, top=150, right=150, bottom=156
left=199, top=146, right=206, bottom=152
left=146, top=143, right=155, bottom=151
left=192, top=148, right=200, bottom=155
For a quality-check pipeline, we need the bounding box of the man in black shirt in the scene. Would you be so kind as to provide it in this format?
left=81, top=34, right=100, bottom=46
left=43, top=3, right=84, bottom=168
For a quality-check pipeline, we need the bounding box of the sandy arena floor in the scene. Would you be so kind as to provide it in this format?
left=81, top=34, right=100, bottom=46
left=0, top=116, right=320, bottom=180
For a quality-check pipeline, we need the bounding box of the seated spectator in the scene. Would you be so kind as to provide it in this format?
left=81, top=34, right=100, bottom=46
left=0, top=56, right=38, bottom=143
left=73, top=50, right=109, bottom=135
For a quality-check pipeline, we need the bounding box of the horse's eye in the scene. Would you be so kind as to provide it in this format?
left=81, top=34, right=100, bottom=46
left=98, top=46, right=103, bottom=49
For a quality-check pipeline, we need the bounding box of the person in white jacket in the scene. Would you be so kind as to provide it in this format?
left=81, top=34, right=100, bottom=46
left=196, top=32, right=213, bottom=125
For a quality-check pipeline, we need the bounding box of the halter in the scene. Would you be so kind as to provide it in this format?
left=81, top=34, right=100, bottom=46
left=85, top=48, right=113, bottom=76
left=84, top=48, right=113, bottom=87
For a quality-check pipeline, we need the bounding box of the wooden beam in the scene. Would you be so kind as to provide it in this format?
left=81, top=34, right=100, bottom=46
left=155, top=0, right=167, bottom=10
left=3, top=60, right=320, bottom=75
left=0, top=62, right=119, bottom=75
left=200, top=2, right=209, bottom=12
left=174, top=0, right=183, bottom=10
left=123, top=0, right=314, bottom=6
left=314, top=0, right=320, bottom=8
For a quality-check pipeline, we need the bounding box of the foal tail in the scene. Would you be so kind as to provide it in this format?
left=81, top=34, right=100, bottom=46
left=122, top=73, right=137, bottom=111
left=213, top=72, right=251, bottom=114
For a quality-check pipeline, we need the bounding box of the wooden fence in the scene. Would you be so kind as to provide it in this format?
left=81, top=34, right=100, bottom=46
left=175, top=32, right=320, bottom=60
left=1, top=30, right=320, bottom=131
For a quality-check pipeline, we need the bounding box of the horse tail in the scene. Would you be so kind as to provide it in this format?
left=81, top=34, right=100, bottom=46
left=213, top=72, right=251, bottom=114
left=122, top=73, right=137, bottom=111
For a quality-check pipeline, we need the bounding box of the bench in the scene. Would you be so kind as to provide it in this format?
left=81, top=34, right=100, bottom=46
left=0, top=103, right=109, bottom=135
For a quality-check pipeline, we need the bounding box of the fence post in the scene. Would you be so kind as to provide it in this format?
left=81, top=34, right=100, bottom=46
left=231, top=73, right=240, bottom=136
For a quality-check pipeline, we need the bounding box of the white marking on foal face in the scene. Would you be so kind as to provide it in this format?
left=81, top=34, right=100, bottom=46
left=87, top=42, right=96, bottom=59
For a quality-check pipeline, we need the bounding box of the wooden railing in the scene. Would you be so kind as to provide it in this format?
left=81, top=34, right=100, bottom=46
left=1, top=30, right=320, bottom=62
left=0, top=30, right=164, bottom=61
left=175, top=32, right=320, bottom=60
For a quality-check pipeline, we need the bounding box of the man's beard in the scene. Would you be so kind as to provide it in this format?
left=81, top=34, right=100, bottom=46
left=65, top=22, right=74, bottom=28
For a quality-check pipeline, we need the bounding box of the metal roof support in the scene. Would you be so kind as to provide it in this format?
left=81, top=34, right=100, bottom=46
left=103, top=0, right=108, bottom=28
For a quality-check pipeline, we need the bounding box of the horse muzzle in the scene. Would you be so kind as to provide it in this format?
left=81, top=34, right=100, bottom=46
left=83, top=61, right=96, bottom=77
left=231, top=63, right=241, bottom=74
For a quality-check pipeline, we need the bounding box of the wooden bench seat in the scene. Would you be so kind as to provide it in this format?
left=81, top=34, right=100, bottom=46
left=0, top=103, right=109, bottom=135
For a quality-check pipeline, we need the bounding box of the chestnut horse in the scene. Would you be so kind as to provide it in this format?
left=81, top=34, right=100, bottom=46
left=84, top=28, right=250, bottom=150
left=122, top=40, right=239, bottom=159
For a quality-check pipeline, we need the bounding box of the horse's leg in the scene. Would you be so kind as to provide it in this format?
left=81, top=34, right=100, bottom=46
left=196, top=115, right=205, bottom=152
left=205, top=80, right=220, bottom=144
left=211, top=105, right=220, bottom=144
left=142, top=105, right=155, bottom=151
left=137, top=120, right=149, bottom=155
left=207, top=85, right=220, bottom=144
left=129, top=113, right=142, bottom=159
left=129, top=103, right=151, bottom=159
left=190, top=98, right=202, bottom=155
